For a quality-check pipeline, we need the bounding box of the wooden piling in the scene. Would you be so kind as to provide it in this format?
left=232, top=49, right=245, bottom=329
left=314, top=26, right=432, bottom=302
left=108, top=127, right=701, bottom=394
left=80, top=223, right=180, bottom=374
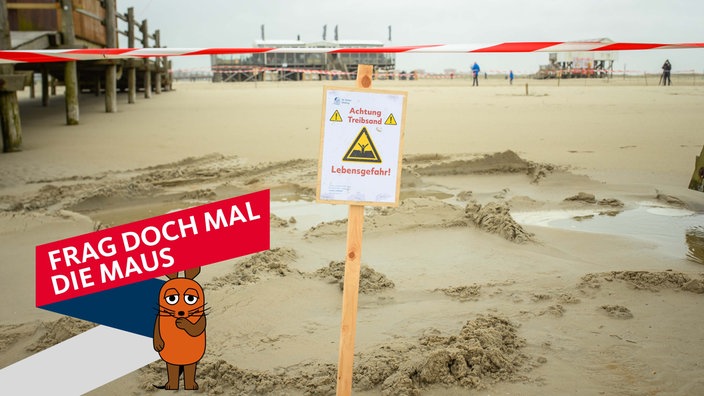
left=0, top=0, right=22, bottom=151
left=141, top=19, right=152, bottom=99
left=104, top=0, right=118, bottom=113
left=61, top=0, right=79, bottom=125
left=41, top=66, right=49, bottom=107
left=126, top=7, right=137, bottom=104
left=29, top=72, right=35, bottom=98
left=154, top=30, right=162, bottom=94
left=64, top=61, right=79, bottom=125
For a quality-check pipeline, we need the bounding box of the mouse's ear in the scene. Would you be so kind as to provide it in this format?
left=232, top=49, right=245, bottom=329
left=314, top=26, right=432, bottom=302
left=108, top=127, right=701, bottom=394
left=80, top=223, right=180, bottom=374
left=184, top=267, right=201, bottom=280
left=165, top=272, right=179, bottom=279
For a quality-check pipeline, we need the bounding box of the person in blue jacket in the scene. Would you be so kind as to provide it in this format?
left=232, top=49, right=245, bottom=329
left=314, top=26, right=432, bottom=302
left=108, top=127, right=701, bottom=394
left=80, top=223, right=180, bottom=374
left=471, top=62, right=480, bottom=86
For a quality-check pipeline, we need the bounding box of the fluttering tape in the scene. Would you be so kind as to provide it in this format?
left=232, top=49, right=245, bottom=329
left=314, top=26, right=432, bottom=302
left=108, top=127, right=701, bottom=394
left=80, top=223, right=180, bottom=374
left=2, top=41, right=703, bottom=64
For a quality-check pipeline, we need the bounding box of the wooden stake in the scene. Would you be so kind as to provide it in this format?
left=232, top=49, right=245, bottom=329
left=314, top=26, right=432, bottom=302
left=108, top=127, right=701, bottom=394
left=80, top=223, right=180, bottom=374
left=336, top=64, right=373, bottom=396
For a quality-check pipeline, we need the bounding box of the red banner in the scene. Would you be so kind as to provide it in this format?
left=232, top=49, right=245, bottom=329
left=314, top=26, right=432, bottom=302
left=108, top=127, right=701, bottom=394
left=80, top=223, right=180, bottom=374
left=36, top=190, right=270, bottom=306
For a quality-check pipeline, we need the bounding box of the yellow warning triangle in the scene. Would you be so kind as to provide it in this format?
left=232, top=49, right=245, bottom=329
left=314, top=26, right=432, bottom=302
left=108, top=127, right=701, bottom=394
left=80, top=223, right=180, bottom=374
left=384, top=113, right=397, bottom=125
left=330, top=110, right=343, bottom=122
left=342, top=127, right=382, bottom=163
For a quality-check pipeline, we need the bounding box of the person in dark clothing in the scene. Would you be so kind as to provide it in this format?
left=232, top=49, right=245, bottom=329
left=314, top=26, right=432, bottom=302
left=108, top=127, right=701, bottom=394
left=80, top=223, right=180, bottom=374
left=662, top=59, right=672, bottom=86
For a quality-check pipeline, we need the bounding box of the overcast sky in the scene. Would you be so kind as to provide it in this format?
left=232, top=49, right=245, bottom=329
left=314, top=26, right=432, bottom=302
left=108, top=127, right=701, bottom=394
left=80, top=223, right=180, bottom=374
left=118, top=0, right=704, bottom=75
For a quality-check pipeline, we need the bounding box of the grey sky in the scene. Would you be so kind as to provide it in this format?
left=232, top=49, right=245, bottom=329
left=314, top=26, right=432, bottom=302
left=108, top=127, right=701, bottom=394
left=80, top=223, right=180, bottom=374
left=119, top=0, right=704, bottom=74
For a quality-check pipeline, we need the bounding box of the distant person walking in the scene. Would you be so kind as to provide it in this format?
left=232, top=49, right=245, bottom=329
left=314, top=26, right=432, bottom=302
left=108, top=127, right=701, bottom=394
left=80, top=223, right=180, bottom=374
left=661, top=59, right=672, bottom=86
left=471, top=62, right=480, bottom=86
left=509, top=70, right=514, bottom=85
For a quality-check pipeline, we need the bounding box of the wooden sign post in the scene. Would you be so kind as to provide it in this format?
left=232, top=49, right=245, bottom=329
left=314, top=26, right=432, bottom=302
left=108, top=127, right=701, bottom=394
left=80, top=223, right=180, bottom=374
left=338, top=65, right=371, bottom=396
left=315, top=64, right=407, bottom=395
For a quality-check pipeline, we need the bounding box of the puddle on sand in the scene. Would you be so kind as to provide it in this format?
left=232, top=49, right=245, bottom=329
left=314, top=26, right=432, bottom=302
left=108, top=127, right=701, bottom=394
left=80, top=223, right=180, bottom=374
left=71, top=201, right=192, bottom=227
left=514, top=202, right=704, bottom=264
left=76, top=195, right=348, bottom=232
left=271, top=200, right=348, bottom=230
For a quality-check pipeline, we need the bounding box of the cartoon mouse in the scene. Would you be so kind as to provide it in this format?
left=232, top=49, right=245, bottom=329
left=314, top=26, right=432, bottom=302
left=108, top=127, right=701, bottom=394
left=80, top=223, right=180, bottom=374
left=153, top=267, right=207, bottom=390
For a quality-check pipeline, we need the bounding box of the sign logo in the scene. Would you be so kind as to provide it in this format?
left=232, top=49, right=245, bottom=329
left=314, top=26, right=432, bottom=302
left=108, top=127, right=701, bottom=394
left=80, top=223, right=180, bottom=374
left=342, top=127, right=382, bottom=163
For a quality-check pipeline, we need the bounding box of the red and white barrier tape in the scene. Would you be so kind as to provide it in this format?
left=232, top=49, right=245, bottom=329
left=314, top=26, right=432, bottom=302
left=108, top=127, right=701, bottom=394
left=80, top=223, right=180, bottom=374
left=2, top=41, right=703, bottom=64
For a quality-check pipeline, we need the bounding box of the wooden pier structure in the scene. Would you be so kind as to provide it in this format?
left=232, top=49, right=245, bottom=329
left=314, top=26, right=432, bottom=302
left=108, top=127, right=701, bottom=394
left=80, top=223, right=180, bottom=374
left=1, top=0, right=172, bottom=152
left=211, top=40, right=396, bottom=82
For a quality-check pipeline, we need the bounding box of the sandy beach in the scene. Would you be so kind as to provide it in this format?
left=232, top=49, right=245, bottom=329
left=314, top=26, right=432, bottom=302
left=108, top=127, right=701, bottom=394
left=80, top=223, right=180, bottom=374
left=1, top=76, right=703, bottom=395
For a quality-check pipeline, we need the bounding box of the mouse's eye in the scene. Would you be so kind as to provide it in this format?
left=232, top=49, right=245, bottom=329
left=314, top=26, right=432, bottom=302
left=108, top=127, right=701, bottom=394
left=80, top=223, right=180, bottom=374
left=184, top=294, right=199, bottom=305
left=165, top=294, right=179, bottom=305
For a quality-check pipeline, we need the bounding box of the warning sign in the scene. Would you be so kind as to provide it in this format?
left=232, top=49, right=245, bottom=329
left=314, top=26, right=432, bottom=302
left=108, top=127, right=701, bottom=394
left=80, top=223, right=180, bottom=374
left=317, top=86, right=407, bottom=206
left=384, top=114, right=397, bottom=125
left=343, top=127, right=382, bottom=163
left=330, top=110, right=343, bottom=122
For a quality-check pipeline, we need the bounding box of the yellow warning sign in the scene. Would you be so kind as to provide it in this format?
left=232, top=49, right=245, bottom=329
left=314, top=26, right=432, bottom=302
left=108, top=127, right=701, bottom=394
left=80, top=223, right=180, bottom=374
left=330, top=110, right=343, bottom=122
left=384, top=113, right=397, bottom=125
left=342, top=127, right=382, bottom=163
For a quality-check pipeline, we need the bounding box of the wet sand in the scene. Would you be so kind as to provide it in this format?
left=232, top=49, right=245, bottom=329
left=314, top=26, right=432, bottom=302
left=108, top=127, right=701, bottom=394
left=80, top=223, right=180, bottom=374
left=1, top=77, right=703, bottom=395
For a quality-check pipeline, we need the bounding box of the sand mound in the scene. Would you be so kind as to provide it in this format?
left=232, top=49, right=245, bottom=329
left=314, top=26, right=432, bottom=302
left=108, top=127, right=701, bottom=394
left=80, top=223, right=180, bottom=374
left=435, top=285, right=482, bottom=301
left=408, top=150, right=555, bottom=184
left=305, top=197, right=464, bottom=238
left=369, top=314, right=529, bottom=395
left=0, top=322, right=40, bottom=356
left=25, top=317, right=96, bottom=353
left=655, top=189, right=687, bottom=207
left=464, top=201, right=534, bottom=243
left=314, top=261, right=395, bottom=293
left=138, top=359, right=299, bottom=395
left=206, top=248, right=300, bottom=289
left=412, top=150, right=532, bottom=176
left=563, top=192, right=624, bottom=209
left=600, top=305, right=634, bottom=319
left=137, top=314, right=528, bottom=395
left=579, top=271, right=704, bottom=293
left=2, top=154, right=319, bottom=217
left=307, top=197, right=534, bottom=243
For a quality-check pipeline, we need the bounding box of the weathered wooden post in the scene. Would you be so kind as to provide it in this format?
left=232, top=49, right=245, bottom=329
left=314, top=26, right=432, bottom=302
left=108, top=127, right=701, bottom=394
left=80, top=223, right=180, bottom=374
left=41, top=65, right=49, bottom=106
left=154, top=29, right=162, bottom=94
left=0, top=0, right=22, bottom=151
left=127, top=7, right=137, bottom=104
left=141, top=19, right=152, bottom=99
left=104, top=0, right=118, bottom=112
left=61, top=0, right=79, bottom=125
left=28, top=72, right=35, bottom=98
